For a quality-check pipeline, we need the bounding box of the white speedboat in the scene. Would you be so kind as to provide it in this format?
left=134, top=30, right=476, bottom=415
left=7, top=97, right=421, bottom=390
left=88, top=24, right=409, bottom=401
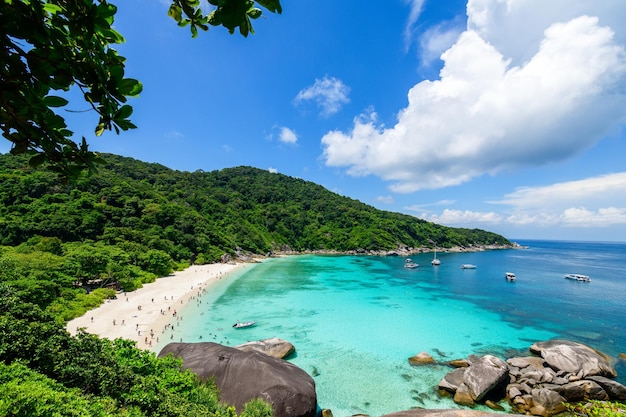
left=461, top=264, right=476, bottom=269
left=404, top=259, right=419, bottom=269
left=564, top=273, right=591, bottom=282
left=505, top=272, right=516, bottom=281
left=233, top=320, right=256, bottom=328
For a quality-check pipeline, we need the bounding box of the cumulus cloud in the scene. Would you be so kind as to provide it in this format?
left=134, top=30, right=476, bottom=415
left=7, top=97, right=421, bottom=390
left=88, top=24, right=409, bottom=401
left=491, top=172, right=626, bottom=211
left=422, top=173, right=626, bottom=228
left=278, top=127, right=298, bottom=144
left=268, top=167, right=278, bottom=174
left=321, top=0, right=626, bottom=193
left=425, top=209, right=504, bottom=225
left=295, top=76, right=350, bottom=117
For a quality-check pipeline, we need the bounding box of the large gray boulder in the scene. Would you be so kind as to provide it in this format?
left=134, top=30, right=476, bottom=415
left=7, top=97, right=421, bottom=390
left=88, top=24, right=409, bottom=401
left=438, top=368, right=465, bottom=393
left=529, top=340, right=616, bottom=378
left=529, top=388, right=567, bottom=417
left=588, top=375, right=626, bottom=400
left=463, top=355, right=510, bottom=401
left=552, top=380, right=609, bottom=402
left=158, top=342, right=316, bottom=417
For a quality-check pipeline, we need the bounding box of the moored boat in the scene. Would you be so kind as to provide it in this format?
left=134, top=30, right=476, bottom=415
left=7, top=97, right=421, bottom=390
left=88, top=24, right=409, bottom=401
left=431, top=247, right=441, bottom=265
left=404, top=258, right=419, bottom=269
left=233, top=320, right=256, bottom=328
left=461, top=264, right=476, bottom=269
left=564, top=273, right=590, bottom=282
left=505, top=272, right=516, bottom=281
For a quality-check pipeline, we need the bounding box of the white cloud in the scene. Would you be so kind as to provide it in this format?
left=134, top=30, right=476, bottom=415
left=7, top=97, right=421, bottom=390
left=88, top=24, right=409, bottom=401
left=268, top=167, right=278, bottom=174
left=278, top=127, right=298, bottom=144
left=408, top=199, right=456, bottom=209
left=422, top=173, right=626, bottom=229
left=403, top=0, right=426, bottom=50
left=491, top=172, right=626, bottom=211
left=321, top=1, right=626, bottom=193
left=425, top=209, right=504, bottom=225
left=295, top=76, right=350, bottom=117
left=376, top=195, right=394, bottom=204
left=560, top=207, right=626, bottom=227
left=418, top=20, right=464, bottom=67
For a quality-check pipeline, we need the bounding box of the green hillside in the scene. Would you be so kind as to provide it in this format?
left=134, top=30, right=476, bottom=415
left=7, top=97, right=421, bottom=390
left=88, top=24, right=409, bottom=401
left=0, top=152, right=509, bottom=258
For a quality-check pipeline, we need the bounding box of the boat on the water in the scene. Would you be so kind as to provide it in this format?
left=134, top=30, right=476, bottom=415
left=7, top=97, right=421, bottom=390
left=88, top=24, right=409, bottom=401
left=564, top=273, right=591, bottom=282
left=233, top=320, right=256, bottom=328
left=404, top=259, right=419, bottom=269
left=431, top=247, right=441, bottom=266
left=505, top=272, right=516, bottom=281
left=461, top=264, right=476, bottom=269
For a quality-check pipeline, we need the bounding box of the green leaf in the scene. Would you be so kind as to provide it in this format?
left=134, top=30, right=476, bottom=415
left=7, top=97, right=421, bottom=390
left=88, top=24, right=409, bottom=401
left=208, top=10, right=221, bottom=26
left=248, top=8, right=262, bottom=19
left=95, top=123, right=106, bottom=137
left=168, top=4, right=182, bottom=22
left=255, top=0, right=282, bottom=13
left=118, top=79, right=142, bottom=96
left=43, top=4, right=63, bottom=14
left=43, top=96, right=69, bottom=108
left=97, top=3, right=118, bottom=19
left=28, top=153, right=47, bottom=168
left=115, top=105, right=133, bottom=120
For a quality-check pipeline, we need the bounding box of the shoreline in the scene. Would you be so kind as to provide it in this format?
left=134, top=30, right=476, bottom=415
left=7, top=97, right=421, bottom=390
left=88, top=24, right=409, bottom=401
left=65, top=244, right=515, bottom=350
left=66, top=262, right=247, bottom=350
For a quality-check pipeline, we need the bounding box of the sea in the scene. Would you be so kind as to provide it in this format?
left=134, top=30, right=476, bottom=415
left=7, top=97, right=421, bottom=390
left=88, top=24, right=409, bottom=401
left=153, top=240, right=626, bottom=417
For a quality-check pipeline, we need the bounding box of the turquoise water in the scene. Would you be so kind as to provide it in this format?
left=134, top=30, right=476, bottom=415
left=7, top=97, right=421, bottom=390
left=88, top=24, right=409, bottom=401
left=155, top=240, right=626, bottom=417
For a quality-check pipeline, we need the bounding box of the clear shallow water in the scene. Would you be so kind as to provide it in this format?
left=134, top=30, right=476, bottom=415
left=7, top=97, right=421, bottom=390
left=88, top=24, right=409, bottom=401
left=155, top=240, right=626, bottom=417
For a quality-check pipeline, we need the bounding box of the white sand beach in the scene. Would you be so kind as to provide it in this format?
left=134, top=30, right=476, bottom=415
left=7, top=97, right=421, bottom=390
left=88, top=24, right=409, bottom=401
left=66, top=262, right=245, bottom=350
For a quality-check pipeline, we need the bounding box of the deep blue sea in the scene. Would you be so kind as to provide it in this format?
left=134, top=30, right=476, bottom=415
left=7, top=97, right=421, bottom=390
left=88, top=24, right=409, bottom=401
left=155, top=240, right=626, bottom=416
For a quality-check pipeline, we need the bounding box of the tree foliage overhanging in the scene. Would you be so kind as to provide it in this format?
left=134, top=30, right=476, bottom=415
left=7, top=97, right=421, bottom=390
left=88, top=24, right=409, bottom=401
left=0, top=0, right=281, bottom=179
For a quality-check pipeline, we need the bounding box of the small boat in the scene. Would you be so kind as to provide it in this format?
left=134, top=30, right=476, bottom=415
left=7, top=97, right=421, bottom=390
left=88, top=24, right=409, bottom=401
left=564, top=273, right=591, bottom=282
left=233, top=320, right=256, bottom=328
left=431, top=247, right=441, bottom=266
left=461, top=264, right=476, bottom=269
left=404, top=258, right=419, bottom=269
left=505, top=272, right=516, bottom=281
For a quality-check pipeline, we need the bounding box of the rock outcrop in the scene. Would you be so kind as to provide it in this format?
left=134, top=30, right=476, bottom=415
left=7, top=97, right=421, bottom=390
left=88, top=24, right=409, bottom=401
left=158, top=342, right=316, bottom=417
left=235, top=337, right=295, bottom=359
left=438, top=340, right=626, bottom=417
left=409, top=352, right=435, bottom=366
left=529, top=339, right=616, bottom=378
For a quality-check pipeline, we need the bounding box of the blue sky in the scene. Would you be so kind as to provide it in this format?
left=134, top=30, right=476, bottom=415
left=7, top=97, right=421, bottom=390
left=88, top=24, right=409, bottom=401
left=6, top=0, right=626, bottom=242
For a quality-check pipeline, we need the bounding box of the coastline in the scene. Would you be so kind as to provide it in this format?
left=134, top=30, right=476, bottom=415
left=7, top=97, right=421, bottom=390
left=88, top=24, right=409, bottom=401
left=66, top=262, right=247, bottom=350
left=65, top=244, right=514, bottom=350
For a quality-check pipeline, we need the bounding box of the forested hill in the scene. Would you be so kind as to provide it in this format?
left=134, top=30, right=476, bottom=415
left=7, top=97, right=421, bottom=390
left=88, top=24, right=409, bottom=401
left=0, top=153, right=509, bottom=260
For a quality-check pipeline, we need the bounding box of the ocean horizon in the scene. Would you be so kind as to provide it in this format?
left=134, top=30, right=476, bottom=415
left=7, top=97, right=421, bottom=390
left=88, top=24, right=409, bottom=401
left=154, top=239, right=625, bottom=417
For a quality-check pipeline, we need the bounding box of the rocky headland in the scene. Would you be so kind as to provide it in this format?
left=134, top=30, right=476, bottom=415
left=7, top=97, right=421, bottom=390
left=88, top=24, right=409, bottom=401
left=436, top=339, right=626, bottom=416
left=158, top=338, right=625, bottom=417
